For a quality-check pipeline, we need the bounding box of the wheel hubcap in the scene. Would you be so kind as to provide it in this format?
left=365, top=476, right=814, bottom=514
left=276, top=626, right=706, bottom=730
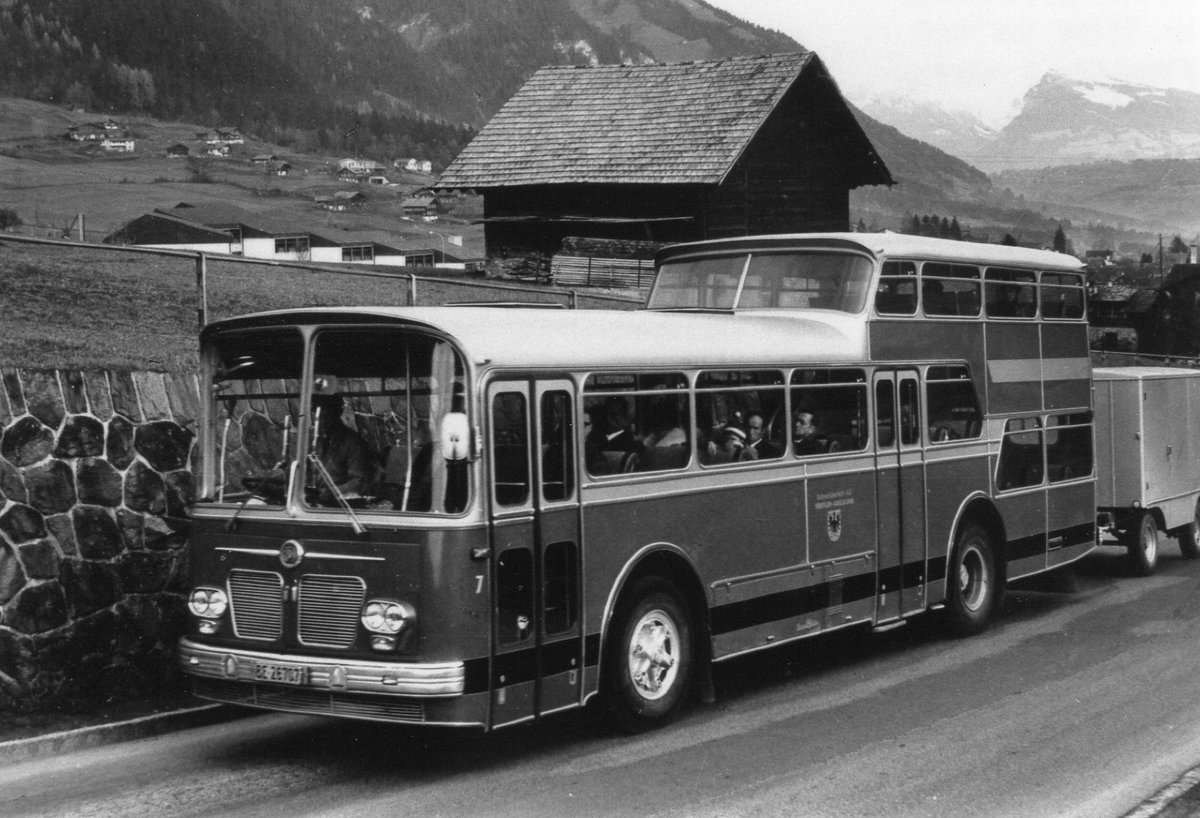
left=959, top=545, right=989, bottom=612
left=627, top=609, right=679, bottom=701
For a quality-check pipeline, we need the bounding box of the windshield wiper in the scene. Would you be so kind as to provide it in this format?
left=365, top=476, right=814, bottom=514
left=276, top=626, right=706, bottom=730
left=307, top=454, right=368, bottom=535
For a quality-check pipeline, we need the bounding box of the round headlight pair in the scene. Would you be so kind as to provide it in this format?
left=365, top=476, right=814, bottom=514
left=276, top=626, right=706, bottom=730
left=188, top=587, right=228, bottom=618
left=361, top=600, right=415, bottom=634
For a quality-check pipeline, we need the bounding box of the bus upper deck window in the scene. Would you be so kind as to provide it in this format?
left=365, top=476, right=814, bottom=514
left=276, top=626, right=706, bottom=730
left=922, top=263, right=980, bottom=317
left=1040, top=272, right=1085, bottom=319
left=985, top=268, right=1037, bottom=318
left=875, top=261, right=917, bottom=315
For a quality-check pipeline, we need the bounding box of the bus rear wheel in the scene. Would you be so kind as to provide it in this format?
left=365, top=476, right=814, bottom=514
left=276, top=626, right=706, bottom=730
left=1125, top=511, right=1159, bottom=576
left=605, top=577, right=693, bottom=733
left=1176, top=499, right=1200, bottom=560
left=946, top=523, right=1000, bottom=637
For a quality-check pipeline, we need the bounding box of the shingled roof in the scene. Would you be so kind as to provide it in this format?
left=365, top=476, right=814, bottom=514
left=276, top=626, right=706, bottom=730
left=437, top=52, right=887, bottom=189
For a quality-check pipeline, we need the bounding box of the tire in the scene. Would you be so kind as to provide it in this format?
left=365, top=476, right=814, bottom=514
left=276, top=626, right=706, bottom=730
left=946, top=523, right=1001, bottom=637
left=604, top=577, right=693, bottom=733
left=1125, top=511, right=1159, bottom=576
left=1176, top=499, right=1200, bottom=560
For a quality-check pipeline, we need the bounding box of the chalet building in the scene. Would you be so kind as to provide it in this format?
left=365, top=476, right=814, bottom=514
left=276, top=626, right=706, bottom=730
left=165, top=143, right=190, bottom=158
left=402, top=195, right=438, bottom=218
left=435, top=52, right=892, bottom=258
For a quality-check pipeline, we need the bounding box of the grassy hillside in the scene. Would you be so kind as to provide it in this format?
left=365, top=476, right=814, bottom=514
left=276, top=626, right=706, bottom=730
left=0, top=97, right=484, bottom=250
left=0, top=241, right=639, bottom=372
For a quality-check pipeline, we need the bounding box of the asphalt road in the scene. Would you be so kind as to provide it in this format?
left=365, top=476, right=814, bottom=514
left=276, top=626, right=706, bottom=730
left=3, top=546, right=1200, bottom=818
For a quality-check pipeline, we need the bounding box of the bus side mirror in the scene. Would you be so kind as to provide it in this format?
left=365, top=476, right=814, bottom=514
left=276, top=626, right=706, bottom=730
left=441, top=413, right=470, bottom=461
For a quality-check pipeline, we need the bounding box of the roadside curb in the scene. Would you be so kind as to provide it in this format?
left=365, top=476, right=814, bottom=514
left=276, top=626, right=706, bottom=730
left=0, top=703, right=251, bottom=764
left=1124, top=765, right=1200, bottom=818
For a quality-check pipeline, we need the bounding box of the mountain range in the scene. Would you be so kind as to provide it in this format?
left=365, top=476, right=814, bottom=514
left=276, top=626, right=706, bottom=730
left=2, top=0, right=1197, bottom=245
left=861, top=73, right=1200, bottom=174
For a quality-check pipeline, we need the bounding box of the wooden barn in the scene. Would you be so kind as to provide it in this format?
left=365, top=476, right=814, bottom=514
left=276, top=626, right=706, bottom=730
left=435, top=52, right=892, bottom=258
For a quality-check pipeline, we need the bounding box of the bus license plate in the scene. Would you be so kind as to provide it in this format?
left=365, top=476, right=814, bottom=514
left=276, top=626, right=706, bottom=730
left=254, top=662, right=306, bottom=686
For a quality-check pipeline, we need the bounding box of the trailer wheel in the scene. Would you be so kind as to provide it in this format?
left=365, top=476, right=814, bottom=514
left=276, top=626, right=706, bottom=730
left=1177, top=499, right=1200, bottom=560
left=946, top=523, right=1000, bottom=637
left=1125, top=511, right=1159, bottom=576
left=604, top=577, right=693, bottom=733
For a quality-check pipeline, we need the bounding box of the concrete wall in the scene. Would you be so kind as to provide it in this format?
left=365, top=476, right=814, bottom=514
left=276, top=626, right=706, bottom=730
left=0, top=368, right=198, bottom=709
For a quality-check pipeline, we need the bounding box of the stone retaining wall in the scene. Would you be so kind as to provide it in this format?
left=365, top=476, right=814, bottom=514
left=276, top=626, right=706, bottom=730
left=0, top=368, right=198, bottom=709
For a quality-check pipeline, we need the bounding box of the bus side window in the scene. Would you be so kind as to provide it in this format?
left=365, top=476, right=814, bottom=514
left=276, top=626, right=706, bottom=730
left=790, top=368, right=869, bottom=455
left=997, top=418, right=1044, bottom=490
left=492, top=392, right=530, bottom=506
left=1046, top=413, right=1093, bottom=482
left=926, top=366, right=982, bottom=442
left=540, top=391, right=574, bottom=502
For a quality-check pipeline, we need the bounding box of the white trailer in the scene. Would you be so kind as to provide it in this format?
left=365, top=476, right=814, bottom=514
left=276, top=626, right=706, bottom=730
left=1093, top=366, right=1200, bottom=574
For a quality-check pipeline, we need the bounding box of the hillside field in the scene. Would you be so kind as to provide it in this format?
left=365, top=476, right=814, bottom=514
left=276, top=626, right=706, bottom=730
left=0, top=97, right=485, bottom=254
left=0, top=241, right=639, bottom=372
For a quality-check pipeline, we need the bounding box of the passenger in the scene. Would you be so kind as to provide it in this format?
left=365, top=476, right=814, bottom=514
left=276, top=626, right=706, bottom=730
left=746, top=411, right=782, bottom=459
left=312, top=393, right=373, bottom=503
left=705, top=424, right=757, bottom=464
left=642, top=399, right=687, bottom=448
left=585, top=396, right=643, bottom=474
left=793, top=411, right=826, bottom=455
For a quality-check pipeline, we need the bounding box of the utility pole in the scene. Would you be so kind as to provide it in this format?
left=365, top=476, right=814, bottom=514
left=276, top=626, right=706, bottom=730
left=1159, top=234, right=1165, bottom=288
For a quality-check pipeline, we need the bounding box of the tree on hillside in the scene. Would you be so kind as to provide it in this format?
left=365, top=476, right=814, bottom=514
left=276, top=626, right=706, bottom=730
left=1001, top=233, right=1018, bottom=246
left=1170, top=235, right=1189, bottom=256
left=1053, top=225, right=1067, bottom=253
left=949, top=217, right=962, bottom=240
left=0, top=208, right=22, bottom=230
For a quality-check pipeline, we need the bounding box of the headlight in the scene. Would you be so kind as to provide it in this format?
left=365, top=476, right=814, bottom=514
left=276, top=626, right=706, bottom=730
left=188, top=587, right=228, bottom=618
left=361, top=599, right=415, bottom=634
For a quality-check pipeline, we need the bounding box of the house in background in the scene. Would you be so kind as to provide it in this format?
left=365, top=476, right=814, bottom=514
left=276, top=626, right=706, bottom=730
left=101, top=211, right=234, bottom=255
left=100, top=136, right=135, bottom=152
left=165, top=143, right=190, bottom=158
left=67, top=123, right=106, bottom=141
left=402, top=195, right=438, bottom=218
left=435, top=52, right=892, bottom=259
left=395, top=158, right=434, bottom=174
left=103, top=203, right=411, bottom=268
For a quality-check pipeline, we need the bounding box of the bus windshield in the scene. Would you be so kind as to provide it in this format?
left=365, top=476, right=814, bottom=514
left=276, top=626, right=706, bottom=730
left=648, top=251, right=874, bottom=313
left=201, top=326, right=470, bottom=515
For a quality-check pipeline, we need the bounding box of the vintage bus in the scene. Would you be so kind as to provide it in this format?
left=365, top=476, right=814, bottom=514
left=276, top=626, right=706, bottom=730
left=179, top=232, right=1095, bottom=731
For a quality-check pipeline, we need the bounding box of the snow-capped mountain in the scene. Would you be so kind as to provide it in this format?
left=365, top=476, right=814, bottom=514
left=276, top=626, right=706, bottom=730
left=861, top=74, right=1200, bottom=173
left=987, top=72, right=1200, bottom=170
left=856, top=95, right=998, bottom=165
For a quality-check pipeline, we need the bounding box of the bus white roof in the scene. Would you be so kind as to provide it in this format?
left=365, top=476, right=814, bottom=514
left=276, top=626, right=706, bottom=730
left=657, top=232, right=1085, bottom=272
left=207, top=306, right=870, bottom=372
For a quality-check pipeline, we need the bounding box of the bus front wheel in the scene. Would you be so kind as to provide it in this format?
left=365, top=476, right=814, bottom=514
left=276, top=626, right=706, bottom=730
left=946, top=523, right=1000, bottom=637
left=605, top=577, right=693, bottom=733
left=1125, top=511, right=1159, bottom=576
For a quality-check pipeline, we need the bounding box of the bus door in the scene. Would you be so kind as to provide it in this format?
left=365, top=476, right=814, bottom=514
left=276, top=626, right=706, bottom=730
left=486, top=379, right=583, bottom=728
left=872, top=370, right=927, bottom=623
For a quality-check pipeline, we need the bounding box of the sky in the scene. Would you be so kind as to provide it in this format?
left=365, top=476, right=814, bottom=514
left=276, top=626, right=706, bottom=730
left=706, top=0, right=1200, bottom=128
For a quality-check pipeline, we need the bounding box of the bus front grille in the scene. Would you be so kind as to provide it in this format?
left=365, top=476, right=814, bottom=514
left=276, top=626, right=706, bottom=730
left=298, top=574, right=366, bottom=648
left=229, top=569, right=284, bottom=640
left=193, top=678, right=426, bottom=723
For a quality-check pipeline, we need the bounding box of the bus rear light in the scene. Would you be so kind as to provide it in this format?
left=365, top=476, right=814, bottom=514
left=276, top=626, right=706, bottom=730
left=361, top=600, right=415, bottom=635
left=189, top=587, right=228, bottom=619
